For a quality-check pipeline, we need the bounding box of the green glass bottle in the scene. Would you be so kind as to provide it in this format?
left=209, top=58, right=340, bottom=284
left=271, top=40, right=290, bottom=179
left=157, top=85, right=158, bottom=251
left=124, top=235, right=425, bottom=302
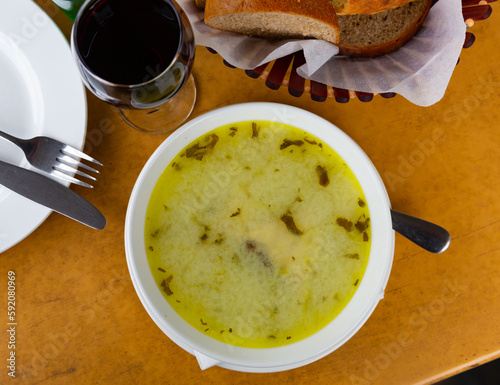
left=52, top=0, right=85, bottom=21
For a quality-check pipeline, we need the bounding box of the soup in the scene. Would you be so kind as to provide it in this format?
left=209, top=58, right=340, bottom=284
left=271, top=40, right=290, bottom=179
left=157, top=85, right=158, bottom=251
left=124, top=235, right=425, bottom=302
left=145, top=121, right=370, bottom=348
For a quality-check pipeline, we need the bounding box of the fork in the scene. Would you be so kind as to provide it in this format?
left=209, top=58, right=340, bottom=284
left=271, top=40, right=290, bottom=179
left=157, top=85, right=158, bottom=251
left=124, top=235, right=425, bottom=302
left=0, top=129, right=102, bottom=188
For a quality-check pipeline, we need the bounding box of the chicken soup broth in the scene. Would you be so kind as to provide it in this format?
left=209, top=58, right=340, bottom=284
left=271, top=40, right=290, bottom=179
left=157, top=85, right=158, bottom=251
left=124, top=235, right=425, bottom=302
left=145, top=121, right=371, bottom=348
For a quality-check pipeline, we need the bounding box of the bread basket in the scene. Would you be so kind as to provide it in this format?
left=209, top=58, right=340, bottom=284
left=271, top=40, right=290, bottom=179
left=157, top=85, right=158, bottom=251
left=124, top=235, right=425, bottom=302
left=207, top=0, right=494, bottom=103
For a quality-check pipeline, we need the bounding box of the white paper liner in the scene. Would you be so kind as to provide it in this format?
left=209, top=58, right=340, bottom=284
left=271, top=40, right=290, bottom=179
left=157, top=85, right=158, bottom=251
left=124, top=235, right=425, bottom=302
left=193, top=350, right=222, bottom=370
left=178, top=0, right=466, bottom=106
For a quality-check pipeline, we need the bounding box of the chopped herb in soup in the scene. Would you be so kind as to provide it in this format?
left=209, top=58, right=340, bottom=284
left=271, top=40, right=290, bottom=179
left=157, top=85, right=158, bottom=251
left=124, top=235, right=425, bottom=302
left=145, top=121, right=370, bottom=348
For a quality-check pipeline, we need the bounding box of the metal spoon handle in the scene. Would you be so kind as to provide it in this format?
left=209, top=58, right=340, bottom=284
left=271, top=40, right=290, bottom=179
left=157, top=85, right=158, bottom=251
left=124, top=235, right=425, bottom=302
left=390, top=210, right=451, bottom=254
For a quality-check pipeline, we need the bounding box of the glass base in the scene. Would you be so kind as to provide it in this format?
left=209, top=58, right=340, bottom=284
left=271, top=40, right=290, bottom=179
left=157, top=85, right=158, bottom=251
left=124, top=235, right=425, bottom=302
left=117, top=74, right=196, bottom=134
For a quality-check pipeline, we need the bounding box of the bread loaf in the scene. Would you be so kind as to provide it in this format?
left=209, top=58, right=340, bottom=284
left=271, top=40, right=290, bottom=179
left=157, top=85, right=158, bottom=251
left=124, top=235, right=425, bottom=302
left=204, top=0, right=340, bottom=45
left=337, top=0, right=431, bottom=57
left=200, top=0, right=432, bottom=58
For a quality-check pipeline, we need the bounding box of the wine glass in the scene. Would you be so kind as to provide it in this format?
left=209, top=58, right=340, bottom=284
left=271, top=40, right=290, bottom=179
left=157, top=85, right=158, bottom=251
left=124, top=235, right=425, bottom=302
left=71, top=0, right=196, bottom=134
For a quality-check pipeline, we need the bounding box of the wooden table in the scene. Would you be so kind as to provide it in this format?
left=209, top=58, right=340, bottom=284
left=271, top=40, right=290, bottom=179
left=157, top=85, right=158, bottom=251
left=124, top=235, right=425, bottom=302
left=2, top=2, right=500, bottom=384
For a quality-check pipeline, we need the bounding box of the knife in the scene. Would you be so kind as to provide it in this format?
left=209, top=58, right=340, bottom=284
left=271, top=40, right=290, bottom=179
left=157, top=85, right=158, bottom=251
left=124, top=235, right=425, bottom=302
left=0, top=160, right=106, bottom=229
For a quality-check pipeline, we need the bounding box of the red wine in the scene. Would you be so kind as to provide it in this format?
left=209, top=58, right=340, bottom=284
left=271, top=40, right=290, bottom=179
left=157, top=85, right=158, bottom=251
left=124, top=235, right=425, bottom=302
left=75, top=0, right=181, bottom=85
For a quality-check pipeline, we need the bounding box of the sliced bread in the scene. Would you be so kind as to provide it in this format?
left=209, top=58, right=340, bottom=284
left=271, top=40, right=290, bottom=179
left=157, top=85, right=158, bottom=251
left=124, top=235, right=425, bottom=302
left=329, top=0, right=415, bottom=15
left=197, top=0, right=416, bottom=15
left=204, top=0, right=340, bottom=45
left=337, top=0, right=432, bottom=57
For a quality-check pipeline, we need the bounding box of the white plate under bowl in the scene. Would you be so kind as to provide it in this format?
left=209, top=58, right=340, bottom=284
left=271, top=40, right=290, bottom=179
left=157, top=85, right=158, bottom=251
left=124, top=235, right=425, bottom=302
left=125, top=102, right=395, bottom=372
left=0, top=0, right=87, bottom=253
